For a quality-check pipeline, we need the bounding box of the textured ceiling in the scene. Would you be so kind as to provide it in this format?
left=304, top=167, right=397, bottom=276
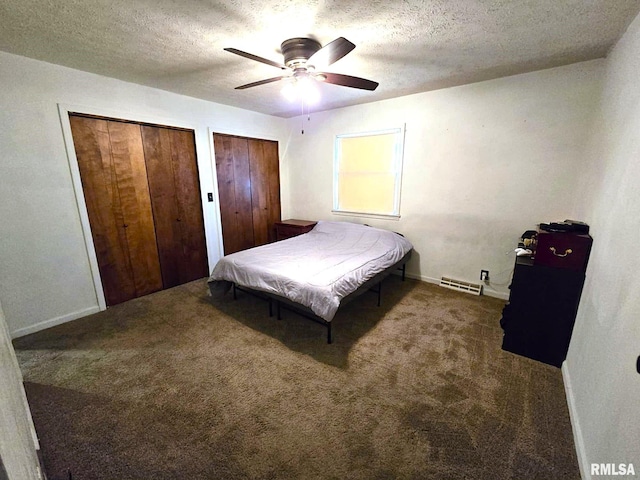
left=1, top=0, right=639, bottom=118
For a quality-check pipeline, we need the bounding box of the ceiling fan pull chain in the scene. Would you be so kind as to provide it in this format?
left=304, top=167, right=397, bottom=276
left=301, top=96, right=305, bottom=134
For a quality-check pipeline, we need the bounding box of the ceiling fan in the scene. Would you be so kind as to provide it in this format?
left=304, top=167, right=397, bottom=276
left=224, top=37, right=379, bottom=92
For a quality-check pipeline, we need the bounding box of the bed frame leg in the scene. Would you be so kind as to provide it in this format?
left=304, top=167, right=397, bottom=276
left=327, top=322, right=332, bottom=344
left=377, top=281, right=382, bottom=307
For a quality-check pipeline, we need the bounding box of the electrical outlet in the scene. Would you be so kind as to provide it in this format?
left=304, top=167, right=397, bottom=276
left=480, top=270, right=489, bottom=282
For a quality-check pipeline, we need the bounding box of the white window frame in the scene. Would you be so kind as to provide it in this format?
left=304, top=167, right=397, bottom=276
left=332, top=126, right=405, bottom=219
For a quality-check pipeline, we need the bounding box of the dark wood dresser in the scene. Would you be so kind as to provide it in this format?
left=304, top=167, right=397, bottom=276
left=500, top=231, right=593, bottom=367
left=275, top=219, right=317, bottom=241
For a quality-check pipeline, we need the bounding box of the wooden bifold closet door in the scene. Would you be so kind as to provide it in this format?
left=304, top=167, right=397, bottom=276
left=141, top=126, right=208, bottom=288
left=70, top=114, right=207, bottom=306
left=213, top=133, right=281, bottom=255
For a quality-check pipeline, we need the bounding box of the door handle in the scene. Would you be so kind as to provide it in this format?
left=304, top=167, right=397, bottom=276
left=549, top=247, right=572, bottom=257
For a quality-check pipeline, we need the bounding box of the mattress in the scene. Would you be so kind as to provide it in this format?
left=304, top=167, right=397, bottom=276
left=208, top=221, right=413, bottom=321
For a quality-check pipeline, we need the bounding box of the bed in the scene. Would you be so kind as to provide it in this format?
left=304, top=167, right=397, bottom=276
left=208, top=221, right=413, bottom=343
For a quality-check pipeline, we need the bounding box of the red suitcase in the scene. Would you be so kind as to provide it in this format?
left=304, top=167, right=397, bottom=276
left=534, top=231, right=592, bottom=272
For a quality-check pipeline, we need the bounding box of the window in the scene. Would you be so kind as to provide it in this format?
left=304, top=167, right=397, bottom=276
left=333, top=127, right=405, bottom=218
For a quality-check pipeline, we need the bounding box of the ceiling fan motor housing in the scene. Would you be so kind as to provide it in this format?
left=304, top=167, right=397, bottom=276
left=281, top=38, right=322, bottom=68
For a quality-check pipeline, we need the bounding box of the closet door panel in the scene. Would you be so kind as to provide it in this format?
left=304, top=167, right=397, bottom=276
left=263, top=139, right=281, bottom=243
left=214, top=135, right=254, bottom=255
left=108, top=121, right=163, bottom=296
left=169, top=129, right=208, bottom=282
left=70, top=116, right=136, bottom=305
left=214, top=133, right=280, bottom=253
left=141, top=126, right=182, bottom=288
left=214, top=135, right=240, bottom=255
left=248, top=139, right=271, bottom=246
left=230, top=137, right=255, bottom=252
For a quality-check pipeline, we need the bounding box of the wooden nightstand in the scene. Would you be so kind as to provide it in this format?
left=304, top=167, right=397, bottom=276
left=275, top=219, right=317, bottom=241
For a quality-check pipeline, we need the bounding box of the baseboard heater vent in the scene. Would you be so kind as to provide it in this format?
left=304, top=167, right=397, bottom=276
left=439, top=276, right=483, bottom=296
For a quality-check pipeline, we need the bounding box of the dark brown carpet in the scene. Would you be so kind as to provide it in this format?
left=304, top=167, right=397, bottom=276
left=13, top=276, right=579, bottom=479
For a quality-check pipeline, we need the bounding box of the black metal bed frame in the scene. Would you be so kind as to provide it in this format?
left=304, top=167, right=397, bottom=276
left=230, top=252, right=411, bottom=344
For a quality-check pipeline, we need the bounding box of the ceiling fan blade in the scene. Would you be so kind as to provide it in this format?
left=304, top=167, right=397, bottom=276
left=224, top=48, right=287, bottom=70
left=318, top=72, right=379, bottom=91
left=235, top=76, right=286, bottom=90
left=308, top=37, right=355, bottom=68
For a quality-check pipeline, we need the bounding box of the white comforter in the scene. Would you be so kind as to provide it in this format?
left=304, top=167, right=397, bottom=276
left=208, top=221, right=413, bottom=321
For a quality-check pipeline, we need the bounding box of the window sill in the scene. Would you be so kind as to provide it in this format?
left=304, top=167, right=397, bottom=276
left=331, top=210, right=401, bottom=221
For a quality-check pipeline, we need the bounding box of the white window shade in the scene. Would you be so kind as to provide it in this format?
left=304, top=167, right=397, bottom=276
left=333, top=127, right=405, bottom=218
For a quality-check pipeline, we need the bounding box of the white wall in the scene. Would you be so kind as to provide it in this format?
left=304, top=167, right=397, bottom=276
left=0, top=299, right=43, bottom=479
left=0, top=51, right=287, bottom=337
left=564, top=12, right=640, bottom=479
left=281, top=61, right=603, bottom=298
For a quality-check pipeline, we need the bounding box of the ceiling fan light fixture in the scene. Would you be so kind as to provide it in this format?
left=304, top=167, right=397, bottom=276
left=281, top=82, right=298, bottom=102
left=298, top=77, right=320, bottom=104
left=281, top=77, right=320, bottom=105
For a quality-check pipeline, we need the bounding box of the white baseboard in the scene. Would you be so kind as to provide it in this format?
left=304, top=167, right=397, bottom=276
left=404, top=272, right=510, bottom=300
left=483, top=289, right=510, bottom=301
left=562, top=362, right=589, bottom=480
left=404, top=272, right=440, bottom=285
left=10, top=306, right=101, bottom=339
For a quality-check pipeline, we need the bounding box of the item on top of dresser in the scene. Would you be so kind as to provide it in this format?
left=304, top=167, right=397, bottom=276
left=539, top=220, right=590, bottom=234
left=562, top=219, right=590, bottom=234
left=519, top=230, right=538, bottom=249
